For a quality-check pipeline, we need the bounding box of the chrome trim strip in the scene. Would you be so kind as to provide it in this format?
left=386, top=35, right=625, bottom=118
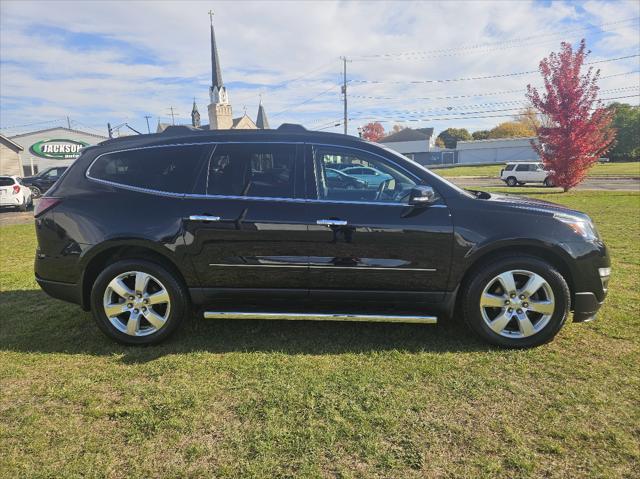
left=207, top=263, right=436, bottom=272
left=317, top=219, right=348, bottom=226
left=188, top=215, right=221, bottom=222
left=203, top=311, right=438, bottom=324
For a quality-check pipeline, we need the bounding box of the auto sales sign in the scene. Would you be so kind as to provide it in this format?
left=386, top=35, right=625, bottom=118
left=30, top=139, right=89, bottom=160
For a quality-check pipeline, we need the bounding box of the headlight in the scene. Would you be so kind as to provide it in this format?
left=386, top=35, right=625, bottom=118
left=554, top=213, right=599, bottom=241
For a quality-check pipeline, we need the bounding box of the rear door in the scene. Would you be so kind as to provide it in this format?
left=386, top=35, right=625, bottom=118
left=303, top=144, right=453, bottom=297
left=182, top=142, right=309, bottom=292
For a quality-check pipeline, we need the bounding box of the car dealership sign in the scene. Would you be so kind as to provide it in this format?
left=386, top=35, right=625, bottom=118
left=30, top=139, right=89, bottom=160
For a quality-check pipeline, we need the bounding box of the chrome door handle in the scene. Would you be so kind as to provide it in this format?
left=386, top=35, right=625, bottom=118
left=316, top=219, right=348, bottom=226
left=188, top=215, right=221, bottom=222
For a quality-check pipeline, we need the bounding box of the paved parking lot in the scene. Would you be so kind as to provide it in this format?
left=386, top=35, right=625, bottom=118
left=0, top=200, right=36, bottom=226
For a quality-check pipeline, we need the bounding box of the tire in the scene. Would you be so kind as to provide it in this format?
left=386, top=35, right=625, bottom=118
left=90, top=259, right=189, bottom=345
left=462, top=255, right=570, bottom=348
left=30, top=186, right=42, bottom=198
left=18, top=201, right=27, bottom=212
left=506, top=176, right=518, bottom=187
left=544, top=177, right=554, bottom=187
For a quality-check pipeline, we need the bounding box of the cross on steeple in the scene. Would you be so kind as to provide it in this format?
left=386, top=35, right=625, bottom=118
left=208, top=9, right=214, bottom=25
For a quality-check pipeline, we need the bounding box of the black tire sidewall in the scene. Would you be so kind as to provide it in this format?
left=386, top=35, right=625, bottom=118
left=463, top=256, right=570, bottom=348
left=90, top=259, right=188, bottom=345
left=506, top=177, right=517, bottom=186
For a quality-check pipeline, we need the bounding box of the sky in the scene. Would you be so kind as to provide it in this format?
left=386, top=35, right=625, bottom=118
left=0, top=0, right=638, bottom=138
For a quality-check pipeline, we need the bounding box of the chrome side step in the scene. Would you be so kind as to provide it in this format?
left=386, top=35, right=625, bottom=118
left=203, top=311, right=437, bottom=324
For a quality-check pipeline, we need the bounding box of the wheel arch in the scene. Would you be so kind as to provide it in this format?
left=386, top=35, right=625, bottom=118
left=79, top=240, right=189, bottom=311
left=458, top=242, right=576, bottom=307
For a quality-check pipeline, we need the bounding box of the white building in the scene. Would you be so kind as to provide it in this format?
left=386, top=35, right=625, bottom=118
left=9, top=127, right=106, bottom=175
left=456, top=137, right=539, bottom=165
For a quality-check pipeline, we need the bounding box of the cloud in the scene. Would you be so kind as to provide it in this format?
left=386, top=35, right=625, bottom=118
left=0, top=0, right=638, bottom=136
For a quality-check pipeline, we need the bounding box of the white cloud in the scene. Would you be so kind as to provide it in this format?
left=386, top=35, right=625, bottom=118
left=0, top=0, right=638, bottom=136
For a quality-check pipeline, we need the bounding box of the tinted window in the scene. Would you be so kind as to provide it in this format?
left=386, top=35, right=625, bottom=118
left=90, top=145, right=209, bottom=194
left=515, top=164, right=531, bottom=171
left=206, top=144, right=296, bottom=198
left=314, top=146, right=417, bottom=203
left=0, top=177, right=14, bottom=187
left=504, top=164, right=515, bottom=171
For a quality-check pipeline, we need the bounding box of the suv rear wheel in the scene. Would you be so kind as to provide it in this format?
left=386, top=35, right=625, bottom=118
left=506, top=176, right=518, bottom=187
left=462, top=256, right=570, bottom=348
left=90, top=259, right=188, bottom=345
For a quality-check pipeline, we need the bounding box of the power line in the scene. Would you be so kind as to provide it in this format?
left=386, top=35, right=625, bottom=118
left=350, top=54, right=640, bottom=85
left=271, top=83, right=341, bottom=117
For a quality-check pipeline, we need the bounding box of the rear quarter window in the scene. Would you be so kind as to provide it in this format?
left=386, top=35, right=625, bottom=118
left=88, top=145, right=209, bottom=194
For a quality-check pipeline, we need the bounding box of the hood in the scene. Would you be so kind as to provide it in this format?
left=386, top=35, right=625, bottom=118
left=474, top=191, right=590, bottom=221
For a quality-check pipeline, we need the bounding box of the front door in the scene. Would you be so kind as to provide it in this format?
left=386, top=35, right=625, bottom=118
left=182, top=142, right=309, bottom=292
left=303, top=144, right=454, bottom=297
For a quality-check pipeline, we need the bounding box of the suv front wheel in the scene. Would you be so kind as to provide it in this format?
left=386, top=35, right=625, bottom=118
left=462, top=256, right=570, bottom=348
left=90, top=259, right=188, bottom=345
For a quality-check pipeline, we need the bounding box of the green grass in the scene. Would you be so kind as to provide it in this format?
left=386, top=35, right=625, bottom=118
left=435, top=161, right=640, bottom=178
left=1, top=190, right=639, bottom=478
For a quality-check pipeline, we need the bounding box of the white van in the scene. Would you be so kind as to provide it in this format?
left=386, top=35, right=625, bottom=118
left=500, top=162, right=554, bottom=187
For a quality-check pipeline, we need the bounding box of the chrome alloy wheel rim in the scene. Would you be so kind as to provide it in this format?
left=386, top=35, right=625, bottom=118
left=479, top=269, right=555, bottom=339
left=103, top=271, right=171, bottom=337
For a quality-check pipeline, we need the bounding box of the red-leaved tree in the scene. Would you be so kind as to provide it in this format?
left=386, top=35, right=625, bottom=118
left=361, top=122, right=385, bottom=142
left=526, top=40, right=615, bottom=192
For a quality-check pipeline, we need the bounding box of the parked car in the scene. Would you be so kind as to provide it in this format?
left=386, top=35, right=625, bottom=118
left=500, top=162, right=554, bottom=187
left=325, top=167, right=367, bottom=189
left=34, top=124, right=610, bottom=348
left=22, top=166, right=68, bottom=198
left=341, top=165, right=393, bottom=189
left=0, top=176, right=32, bottom=211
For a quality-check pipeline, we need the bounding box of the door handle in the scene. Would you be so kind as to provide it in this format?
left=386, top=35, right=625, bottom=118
left=317, top=219, right=348, bottom=226
left=188, top=215, right=221, bottom=222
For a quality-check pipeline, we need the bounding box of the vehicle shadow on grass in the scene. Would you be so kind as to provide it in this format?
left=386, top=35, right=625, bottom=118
left=0, top=290, right=492, bottom=362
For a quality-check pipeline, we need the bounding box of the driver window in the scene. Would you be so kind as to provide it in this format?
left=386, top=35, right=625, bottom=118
left=314, top=146, right=416, bottom=203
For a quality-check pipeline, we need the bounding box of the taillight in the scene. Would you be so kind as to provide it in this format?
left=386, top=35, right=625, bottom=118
left=12, top=184, right=20, bottom=194
left=34, top=197, right=62, bottom=217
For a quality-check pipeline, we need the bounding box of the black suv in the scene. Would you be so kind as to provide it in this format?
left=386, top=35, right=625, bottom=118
left=34, top=125, right=610, bottom=348
left=22, top=166, right=68, bottom=198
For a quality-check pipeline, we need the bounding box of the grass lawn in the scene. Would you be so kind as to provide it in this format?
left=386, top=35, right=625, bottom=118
left=435, top=161, right=640, bottom=178
left=1, top=190, right=639, bottom=478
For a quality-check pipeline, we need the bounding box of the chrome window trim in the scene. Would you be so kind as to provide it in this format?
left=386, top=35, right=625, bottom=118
left=84, top=140, right=448, bottom=209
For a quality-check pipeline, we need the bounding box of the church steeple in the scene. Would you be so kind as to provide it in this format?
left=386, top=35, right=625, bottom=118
left=191, top=98, right=201, bottom=128
left=256, top=95, right=270, bottom=129
left=207, top=10, right=232, bottom=129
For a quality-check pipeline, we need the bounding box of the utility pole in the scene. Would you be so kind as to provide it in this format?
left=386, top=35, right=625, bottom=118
left=107, top=122, right=113, bottom=139
left=144, top=115, right=152, bottom=134
left=66, top=116, right=71, bottom=129
left=340, top=56, right=348, bottom=135
left=168, top=107, right=176, bottom=125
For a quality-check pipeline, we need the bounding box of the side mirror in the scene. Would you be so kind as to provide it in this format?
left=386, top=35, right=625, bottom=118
left=409, top=185, right=436, bottom=206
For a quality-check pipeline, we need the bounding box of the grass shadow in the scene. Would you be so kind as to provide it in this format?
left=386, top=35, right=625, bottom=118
left=0, top=290, right=491, bottom=362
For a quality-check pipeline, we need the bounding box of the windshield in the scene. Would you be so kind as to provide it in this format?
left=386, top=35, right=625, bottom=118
left=377, top=144, right=477, bottom=199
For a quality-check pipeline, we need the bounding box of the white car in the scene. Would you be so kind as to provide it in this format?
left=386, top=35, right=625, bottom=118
left=0, top=175, right=33, bottom=211
left=500, top=162, right=554, bottom=187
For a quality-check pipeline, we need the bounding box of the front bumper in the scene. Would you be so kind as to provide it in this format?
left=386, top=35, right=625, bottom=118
left=572, top=291, right=605, bottom=322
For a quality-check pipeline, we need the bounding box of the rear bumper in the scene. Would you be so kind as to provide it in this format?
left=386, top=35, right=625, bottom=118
left=572, top=291, right=605, bottom=322
left=36, top=276, right=82, bottom=306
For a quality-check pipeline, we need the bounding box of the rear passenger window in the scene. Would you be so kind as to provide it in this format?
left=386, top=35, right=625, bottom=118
left=206, top=144, right=296, bottom=198
left=515, top=164, right=530, bottom=171
left=89, top=145, right=209, bottom=194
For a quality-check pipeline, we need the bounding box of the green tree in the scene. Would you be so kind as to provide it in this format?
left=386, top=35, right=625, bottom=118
left=437, top=128, right=472, bottom=148
left=487, top=121, right=536, bottom=139
left=607, top=103, right=640, bottom=161
left=435, top=137, right=446, bottom=148
left=472, top=130, right=490, bottom=140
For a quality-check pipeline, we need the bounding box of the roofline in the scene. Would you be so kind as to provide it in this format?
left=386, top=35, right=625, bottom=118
left=0, top=134, right=24, bottom=151
left=457, top=136, right=537, bottom=144
left=9, top=126, right=107, bottom=141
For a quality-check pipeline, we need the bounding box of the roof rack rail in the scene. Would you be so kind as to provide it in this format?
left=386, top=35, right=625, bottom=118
left=161, top=125, right=201, bottom=134
left=277, top=123, right=307, bottom=132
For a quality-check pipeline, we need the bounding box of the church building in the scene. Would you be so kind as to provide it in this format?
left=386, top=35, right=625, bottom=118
left=159, top=13, right=270, bottom=133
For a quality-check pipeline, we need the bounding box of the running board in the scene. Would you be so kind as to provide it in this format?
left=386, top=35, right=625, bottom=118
left=203, top=311, right=437, bottom=324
